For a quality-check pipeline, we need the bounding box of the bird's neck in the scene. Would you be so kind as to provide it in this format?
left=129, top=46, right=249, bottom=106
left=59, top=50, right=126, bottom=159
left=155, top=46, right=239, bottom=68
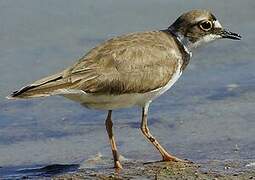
left=161, top=28, right=192, bottom=71
left=166, top=28, right=193, bottom=58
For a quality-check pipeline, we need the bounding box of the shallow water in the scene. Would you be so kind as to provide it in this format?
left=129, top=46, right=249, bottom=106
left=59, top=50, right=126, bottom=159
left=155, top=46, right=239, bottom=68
left=0, top=0, right=255, bottom=178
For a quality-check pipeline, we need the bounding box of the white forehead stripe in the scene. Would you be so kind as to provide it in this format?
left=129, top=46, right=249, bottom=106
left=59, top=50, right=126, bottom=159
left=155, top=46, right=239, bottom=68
left=214, top=20, right=222, bottom=28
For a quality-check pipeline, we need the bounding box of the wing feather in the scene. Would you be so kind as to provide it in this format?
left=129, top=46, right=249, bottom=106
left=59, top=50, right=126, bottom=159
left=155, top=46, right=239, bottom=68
left=8, top=31, right=183, bottom=99
left=64, top=31, right=182, bottom=94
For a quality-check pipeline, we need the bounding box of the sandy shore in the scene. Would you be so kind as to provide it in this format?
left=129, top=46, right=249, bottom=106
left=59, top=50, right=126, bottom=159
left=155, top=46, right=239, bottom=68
left=53, top=160, right=255, bottom=180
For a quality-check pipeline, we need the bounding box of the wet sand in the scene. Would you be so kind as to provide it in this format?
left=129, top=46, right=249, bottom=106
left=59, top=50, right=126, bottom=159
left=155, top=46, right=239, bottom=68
left=54, top=160, right=255, bottom=180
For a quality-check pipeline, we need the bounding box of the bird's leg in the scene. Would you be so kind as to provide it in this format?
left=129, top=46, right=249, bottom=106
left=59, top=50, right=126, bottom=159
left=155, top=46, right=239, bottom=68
left=105, top=110, right=123, bottom=170
left=140, top=104, right=183, bottom=162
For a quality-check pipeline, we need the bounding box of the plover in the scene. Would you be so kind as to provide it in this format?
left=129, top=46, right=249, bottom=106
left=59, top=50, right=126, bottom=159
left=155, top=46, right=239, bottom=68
left=7, top=9, right=241, bottom=169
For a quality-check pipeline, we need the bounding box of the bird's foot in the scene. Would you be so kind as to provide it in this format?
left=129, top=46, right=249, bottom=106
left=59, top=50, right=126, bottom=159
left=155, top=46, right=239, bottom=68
left=114, top=161, right=123, bottom=172
left=162, top=155, right=192, bottom=164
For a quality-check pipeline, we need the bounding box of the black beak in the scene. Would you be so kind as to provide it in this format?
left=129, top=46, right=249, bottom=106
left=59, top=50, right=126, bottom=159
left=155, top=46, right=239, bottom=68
left=221, top=29, right=242, bottom=40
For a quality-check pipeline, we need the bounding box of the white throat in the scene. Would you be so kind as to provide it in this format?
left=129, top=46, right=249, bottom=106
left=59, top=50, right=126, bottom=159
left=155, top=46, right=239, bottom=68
left=172, top=30, right=221, bottom=50
left=190, top=34, right=222, bottom=48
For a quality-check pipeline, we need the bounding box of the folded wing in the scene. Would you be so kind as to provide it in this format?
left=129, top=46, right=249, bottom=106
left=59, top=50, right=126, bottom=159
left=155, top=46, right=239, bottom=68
left=8, top=31, right=181, bottom=99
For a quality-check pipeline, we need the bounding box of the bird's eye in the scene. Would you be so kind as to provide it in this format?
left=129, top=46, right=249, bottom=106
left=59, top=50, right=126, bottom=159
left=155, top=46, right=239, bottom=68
left=199, top=21, right=212, bottom=31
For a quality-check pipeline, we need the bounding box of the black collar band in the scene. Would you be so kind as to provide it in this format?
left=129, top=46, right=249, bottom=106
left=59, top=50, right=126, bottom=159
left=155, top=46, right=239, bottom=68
left=162, top=28, right=192, bottom=59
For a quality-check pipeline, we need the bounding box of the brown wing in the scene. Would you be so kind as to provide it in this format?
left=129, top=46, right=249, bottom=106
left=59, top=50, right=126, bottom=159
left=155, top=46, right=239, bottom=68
left=65, top=31, right=182, bottom=94
left=8, top=31, right=182, bottom=99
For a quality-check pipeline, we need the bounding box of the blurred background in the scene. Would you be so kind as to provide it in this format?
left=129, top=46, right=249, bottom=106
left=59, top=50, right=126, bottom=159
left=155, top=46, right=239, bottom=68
left=0, top=0, right=254, bottom=177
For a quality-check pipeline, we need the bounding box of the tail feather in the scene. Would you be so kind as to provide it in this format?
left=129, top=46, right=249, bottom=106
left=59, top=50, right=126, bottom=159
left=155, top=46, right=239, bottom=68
left=7, top=85, right=38, bottom=99
left=7, top=72, right=72, bottom=99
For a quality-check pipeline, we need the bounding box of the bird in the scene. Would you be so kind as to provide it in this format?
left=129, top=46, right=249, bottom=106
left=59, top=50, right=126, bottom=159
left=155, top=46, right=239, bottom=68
left=7, top=9, right=241, bottom=170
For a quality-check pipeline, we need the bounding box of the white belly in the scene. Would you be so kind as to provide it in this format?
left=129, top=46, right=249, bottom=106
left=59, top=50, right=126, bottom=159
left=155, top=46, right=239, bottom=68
left=60, top=65, right=182, bottom=110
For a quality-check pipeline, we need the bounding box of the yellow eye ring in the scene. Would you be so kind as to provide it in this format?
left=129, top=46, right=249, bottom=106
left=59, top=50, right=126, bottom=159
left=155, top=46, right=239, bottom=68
left=199, top=21, right=212, bottom=31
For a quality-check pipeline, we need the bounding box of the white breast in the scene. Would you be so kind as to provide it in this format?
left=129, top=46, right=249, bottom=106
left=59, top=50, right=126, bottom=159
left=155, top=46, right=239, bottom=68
left=60, top=63, right=182, bottom=110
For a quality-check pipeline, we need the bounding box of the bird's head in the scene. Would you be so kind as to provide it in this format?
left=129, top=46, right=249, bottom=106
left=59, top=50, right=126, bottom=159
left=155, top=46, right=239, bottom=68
left=168, top=9, right=241, bottom=49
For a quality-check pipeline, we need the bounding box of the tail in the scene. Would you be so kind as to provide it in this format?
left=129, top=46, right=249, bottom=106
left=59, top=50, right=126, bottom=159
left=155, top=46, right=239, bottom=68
left=6, top=72, right=72, bottom=99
